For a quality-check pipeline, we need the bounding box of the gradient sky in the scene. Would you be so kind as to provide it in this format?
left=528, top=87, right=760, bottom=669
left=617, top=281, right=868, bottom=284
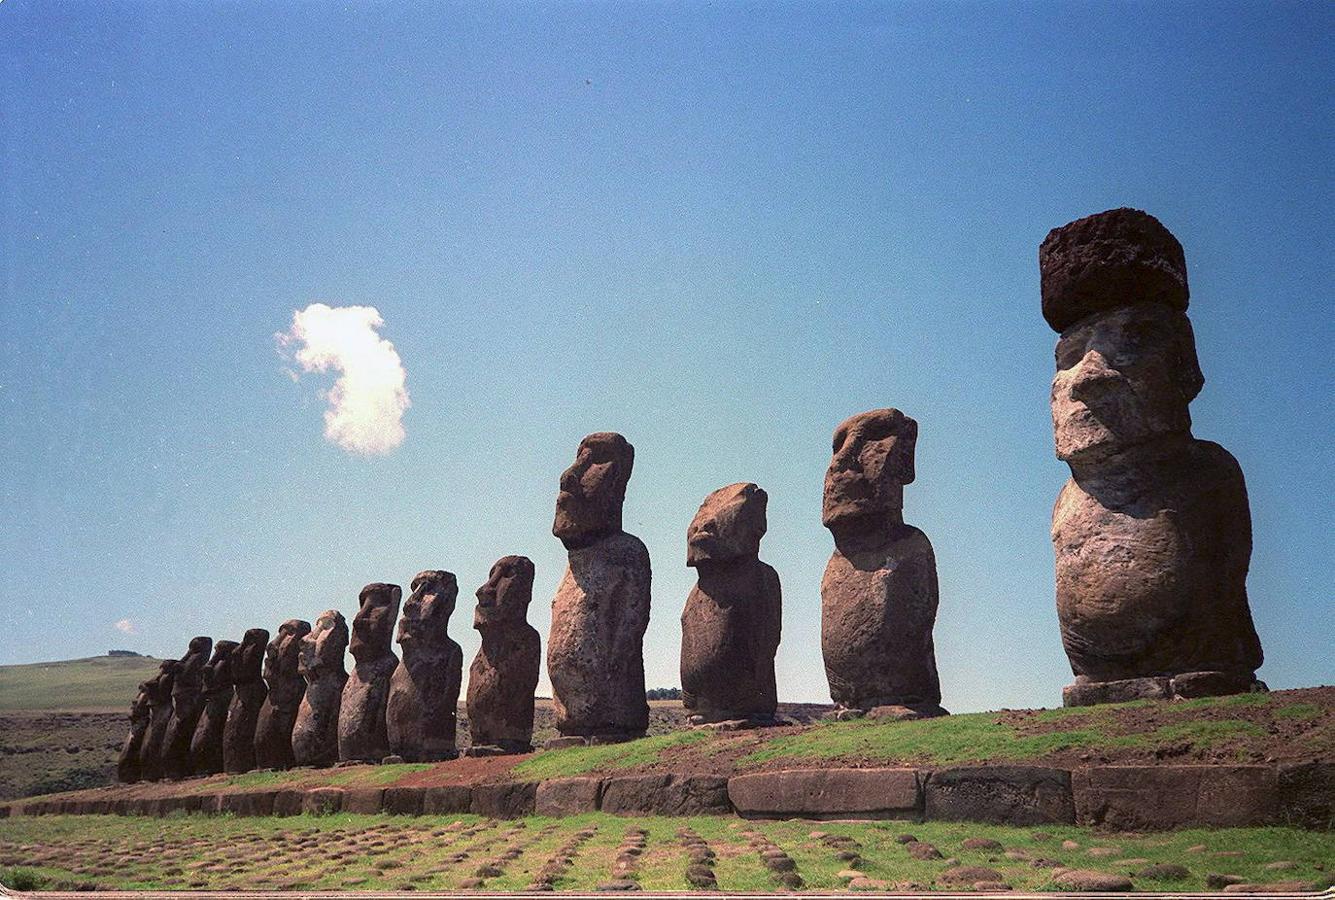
left=2, top=1, right=1331, bottom=712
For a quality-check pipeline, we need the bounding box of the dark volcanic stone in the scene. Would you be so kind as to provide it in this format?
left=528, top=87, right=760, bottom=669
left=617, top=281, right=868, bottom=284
left=338, top=583, right=400, bottom=763
left=471, top=781, right=538, bottom=818
left=138, top=659, right=180, bottom=781
left=189, top=639, right=238, bottom=776
left=291, top=610, right=348, bottom=767
left=254, top=620, right=311, bottom=770
left=222, top=628, right=269, bottom=774
left=925, top=766, right=1074, bottom=825
left=115, top=684, right=152, bottom=783
left=161, top=636, right=212, bottom=780
left=387, top=571, right=463, bottom=762
left=468, top=556, right=541, bottom=753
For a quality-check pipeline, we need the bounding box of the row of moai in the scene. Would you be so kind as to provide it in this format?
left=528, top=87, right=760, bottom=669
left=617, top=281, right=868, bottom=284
left=117, top=206, right=1266, bottom=782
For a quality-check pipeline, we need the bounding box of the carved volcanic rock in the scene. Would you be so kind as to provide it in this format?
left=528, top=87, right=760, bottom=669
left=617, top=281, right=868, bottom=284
left=254, top=619, right=312, bottom=770
left=160, top=636, right=212, bottom=780
left=339, top=583, right=401, bottom=763
left=548, top=432, right=651, bottom=739
left=821, top=409, right=944, bottom=713
left=292, top=610, right=348, bottom=768
left=189, top=639, right=238, bottom=776
left=388, top=571, right=463, bottom=762
left=468, top=556, right=541, bottom=753
left=1043, top=210, right=1263, bottom=702
left=137, top=660, right=179, bottom=782
left=681, top=483, right=781, bottom=723
left=115, top=683, right=152, bottom=784
left=222, top=628, right=269, bottom=774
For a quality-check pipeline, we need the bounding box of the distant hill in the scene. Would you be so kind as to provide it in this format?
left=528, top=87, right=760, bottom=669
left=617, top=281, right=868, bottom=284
left=0, top=655, right=160, bottom=713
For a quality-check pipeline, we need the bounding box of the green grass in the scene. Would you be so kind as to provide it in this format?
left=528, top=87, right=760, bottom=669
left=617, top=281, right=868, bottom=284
left=514, top=730, right=713, bottom=780
left=1276, top=702, right=1322, bottom=720
left=0, top=656, right=161, bottom=712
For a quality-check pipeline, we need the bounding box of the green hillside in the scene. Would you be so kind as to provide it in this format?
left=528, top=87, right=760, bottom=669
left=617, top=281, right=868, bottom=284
left=0, top=656, right=160, bottom=712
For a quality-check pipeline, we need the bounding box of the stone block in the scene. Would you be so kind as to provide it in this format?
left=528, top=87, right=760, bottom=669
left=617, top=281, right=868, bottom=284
left=1169, top=671, right=1260, bottom=699
left=728, top=768, right=921, bottom=819
left=1073, top=765, right=1277, bottom=829
left=383, top=787, right=425, bottom=815
left=602, top=774, right=731, bottom=816
left=342, top=788, right=385, bottom=814
left=220, top=790, right=275, bottom=817
left=1278, top=762, right=1333, bottom=829
left=421, top=785, right=472, bottom=814
left=272, top=790, right=305, bottom=816
left=471, top=781, right=537, bottom=818
left=925, top=766, right=1074, bottom=825
left=1062, top=677, right=1171, bottom=707
left=536, top=777, right=603, bottom=817
left=302, top=788, right=344, bottom=815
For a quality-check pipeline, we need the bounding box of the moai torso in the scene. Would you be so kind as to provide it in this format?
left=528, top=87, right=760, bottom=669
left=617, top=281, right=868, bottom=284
left=547, top=432, right=651, bottom=739
left=467, top=556, right=541, bottom=752
left=254, top=619, right=312, bottom=770
left=387, top=572, right=463, bottom=762
left=292, top=610, right=348, bottom=768
left=223, top=628, right=269, bottom=774
left=680, top=483, right=782, bottom=723
left=189, top=640, right=237, bottom=776
left=116, top=684, right=153, bottom=784
left=138, top=660, right=179, bottom=781
left=338, top=583, right=401, bottom=763
left=161, top=636, right=212, bottom=780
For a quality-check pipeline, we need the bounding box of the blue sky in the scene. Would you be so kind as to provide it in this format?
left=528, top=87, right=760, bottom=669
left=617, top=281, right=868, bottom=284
left=2, top=1, right=1331, bottom=711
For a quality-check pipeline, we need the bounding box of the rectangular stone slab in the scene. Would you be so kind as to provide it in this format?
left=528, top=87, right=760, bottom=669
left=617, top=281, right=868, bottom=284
left=925, top=766, right=1075, bottom=825
left=535, top=777, right=603, bottom=817
left=1073, top=765, right=1277, bottom=829
left=728, top=768, right=921, bottom=819
left=302, top=788, right=344, bottom=815
left=601, top=774, right=731, bottom=816
left=421, top=785, right=472, bottom=814
left=471, top=781, right=537, bottom=818
left=341, top=788, right=385, bottom=814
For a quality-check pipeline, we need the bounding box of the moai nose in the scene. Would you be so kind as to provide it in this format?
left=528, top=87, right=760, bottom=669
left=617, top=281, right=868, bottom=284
left=1069, top=350, right=1119, bottom=401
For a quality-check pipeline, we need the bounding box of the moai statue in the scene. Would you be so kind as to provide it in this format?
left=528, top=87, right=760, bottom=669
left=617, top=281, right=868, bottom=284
left=680, top=483, right=782, bottom=725
left=160, top=635, right=212, bottom=780
left=115, top=683, right=152, bottom=784
left=222, top=628, right=269, bottom=774
left=1040, top=208, right=1264, bottom=706
left=189, top=639, right=238, bottom=776
left=467, top=556, right=541, bottom=755
left=254, top=619, right=312, bottom=770
left=387, top=572, right=463, bottom=762
left=821, top=409, right=947, bottom=720
left=292, top=610, right=349, bottom=768
left=338, top=583, right=401, bottom=763
left=547, top=432, right=652, bottom=744
left=137, top=659, right=180, bottom=781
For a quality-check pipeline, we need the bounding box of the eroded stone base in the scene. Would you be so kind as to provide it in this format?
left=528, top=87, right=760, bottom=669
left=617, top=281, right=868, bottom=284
left=544, top=732, right=646, bottom=749
left=830, top=703, right=949, bottom=722
left=1062, top=671, right=1265, bottom=707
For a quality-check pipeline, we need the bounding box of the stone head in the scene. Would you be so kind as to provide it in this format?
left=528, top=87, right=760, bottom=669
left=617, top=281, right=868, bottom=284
left=264, top=619, right=312, bottom=681
left=822, top=409, right=917, bottom=534
left=299, top=610, right=348, bottom=679
left=553, top=432, right=635, bottom=548
left=203, top=640, right=238, bottom=692
left=131, top=682, right=152, bottom=718
left=351, top=582, right=401, bottom=661
left=150, top=659, right=180, bottom=700
left=185, top=635, right=213, bottom=659
left=231, top=628, right=269, bottom=684
left=687, top=482, right=768, bottom=566
left=398, top=571, right=457, bottom=648
left=474, top=555, right=536, bottom=629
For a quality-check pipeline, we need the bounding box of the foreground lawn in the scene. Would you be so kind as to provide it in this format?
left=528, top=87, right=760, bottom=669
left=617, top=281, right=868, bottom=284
left=1, top=813, right=1331, bottom=892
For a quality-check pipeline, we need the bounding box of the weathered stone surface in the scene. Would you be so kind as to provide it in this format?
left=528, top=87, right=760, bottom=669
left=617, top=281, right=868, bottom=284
left=387, top=572, right=462, bottom=762
left=222, top=628, right=269, bottom=774
left=421, top=785, right=473, bottom=814
left=924, top=766, right=1074, bottom=825
left=138, top=659, right=180, bottom=782
left=467, top=556, right=541, bottom=754
left=272, top=790, right=304, bottom=817
left=254, top=619, right=311, bottom=770
left=1073, top=765, right=1276, bottom=829
left=161, top=636, right=212, bottom=780
left=821, top=409, right=945, bottom=713
left=536, top=777, right=603, bottom=817
left=220, top=790, right=276, bottom=817
left=601, top=774, right=731, bottom=816
left=339, top=583, right=401, bottom=763
left=1061, top=677, right=1171, bottom=707
left=302, top=787, right=344, bottom=815
left=1278, top=761, right=1334, bottom=829
left=383, top=786, right=425, bottom=815
left=1043, top=211, right=1263, bottom=703
left=292, top=610, right=348, bottom=767
left=189, top=639, right=238, bottom=776
left=115, top=683, right=152, bottom=784
left=342, top=788, right=385, bottom=814
left=471, top=781, right=537, bottom=818
left=1170, top=670, right=1263, bottom=699
left=728, top=768, right=921, bottom=819
left=680, top=483, right=781, bottom=723
left=548, top=432, right=651, bottom=738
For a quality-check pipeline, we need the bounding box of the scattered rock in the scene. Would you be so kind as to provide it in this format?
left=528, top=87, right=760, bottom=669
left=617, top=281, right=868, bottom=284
left=1052, top=869, right=1134, bottom=891
left=1087, top=846, right=1121, bottom=857
left=1137, top=863, right=1189, bottom=879
left=940, top=865, right=1004, bottom=885
left=906, top=841, right=943, bottom=860
left=963, top=837, right=1004, bottom=850
left=1264, top=861, right=1297, bottom=871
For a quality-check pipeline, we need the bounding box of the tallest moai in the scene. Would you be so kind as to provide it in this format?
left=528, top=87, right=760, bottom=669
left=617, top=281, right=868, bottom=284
left=1040, top=208, right=1264, bottom=706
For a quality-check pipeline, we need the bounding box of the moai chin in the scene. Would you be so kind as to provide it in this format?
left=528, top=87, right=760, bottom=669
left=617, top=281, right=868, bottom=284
left=254, top=619, right=312, bottom=770
left=467, top=556, right=541, bottom=754
left=137, top=659, right=180, bottom=781
left=115, top=682, right=153, bottom=784
left=292, top=610, right=349, bottom=768
left=547, top=432, right=651, bottom=744
left=160, top=635, right=212, bottom=780
left=680, top=483, right=782, bottom=725
left=387, top=571, right=463, bottom=762
left=222, top=628, right=269, bottom=774
left=338, top=583, right=401, bottom=763
left=189, top=639, right=238, bottom=777
left=1040, top=207, right=1264, bottom=706
left=821, top=409, right=947, bottom=720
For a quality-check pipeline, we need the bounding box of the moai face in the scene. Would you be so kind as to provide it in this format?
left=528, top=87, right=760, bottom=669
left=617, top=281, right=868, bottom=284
left=231, top=628, right=269, bottom=684
left=351, top=583, right=401, bottom=662
left=203, top=641, right=238, bottom=693
left=687, top=483, right=768, bottom=566
left=1051, top=304, right=1203, bottom=465
left=131, top=683, right=152, bottom=721
left=266, top=619, right=312, bottom=681
left=150, top=660, right=180, bottom=701
left=822, top=409, right=917, bottom=532
left=398, top=571, right=457, bottom=648
left=474, top=555, right=536, bottom=629
left=185, top=635, right=212, bottom=658
left=300, top=610, right=348, bottom=679
left=553, top=432, right=635, bottom=549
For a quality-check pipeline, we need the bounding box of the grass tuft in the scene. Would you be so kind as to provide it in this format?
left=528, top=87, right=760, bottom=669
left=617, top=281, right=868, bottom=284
left=514, top=730, right=713, bottom=780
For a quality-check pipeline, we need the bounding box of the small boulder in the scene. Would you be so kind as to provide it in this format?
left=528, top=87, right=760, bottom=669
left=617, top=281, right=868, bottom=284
left=1137, top=864, right=1189, bottom=880
left=1052, top=870, right=1133, bottom=891
left=963, top=837, right=1004, bottom=850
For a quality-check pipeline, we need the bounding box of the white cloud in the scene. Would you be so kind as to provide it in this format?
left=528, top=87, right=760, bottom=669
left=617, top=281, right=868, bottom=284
left=277, top=303, right=411, bottom=456
left=114, top=619, right=138, bottom=635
